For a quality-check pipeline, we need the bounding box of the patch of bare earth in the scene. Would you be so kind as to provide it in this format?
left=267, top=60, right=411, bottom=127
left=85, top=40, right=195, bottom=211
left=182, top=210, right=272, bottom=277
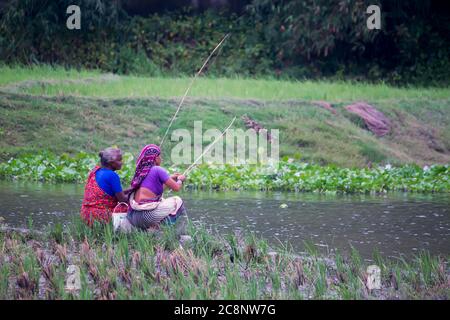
left=342, top=102, right=449, bottom=165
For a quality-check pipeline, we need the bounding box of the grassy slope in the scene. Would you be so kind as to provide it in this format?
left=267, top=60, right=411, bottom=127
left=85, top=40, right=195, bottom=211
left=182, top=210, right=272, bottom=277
left=1, top=65, right=449, bottom=167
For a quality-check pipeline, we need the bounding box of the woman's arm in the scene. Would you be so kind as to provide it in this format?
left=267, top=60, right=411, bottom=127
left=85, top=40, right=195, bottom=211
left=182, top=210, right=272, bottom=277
left=114, top=191, right=129, bottom=203
left=164, top=174, right=185, bottom=192
left=170, top=172, right=181, bottom=180
left=123, top=187, right=134, bottom=195
left=108, top=172, right=130, bottom=203
left=163, top=173, right=180, bottom=190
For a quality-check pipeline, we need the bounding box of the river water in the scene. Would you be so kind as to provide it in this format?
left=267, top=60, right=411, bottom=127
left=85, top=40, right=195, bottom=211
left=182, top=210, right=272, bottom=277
left=1, top=181, right=449, bottom=260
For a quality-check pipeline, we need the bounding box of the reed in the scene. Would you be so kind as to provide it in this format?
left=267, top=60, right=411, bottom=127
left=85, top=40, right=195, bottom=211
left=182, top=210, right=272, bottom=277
left=0, top=218, right=448, bottom=300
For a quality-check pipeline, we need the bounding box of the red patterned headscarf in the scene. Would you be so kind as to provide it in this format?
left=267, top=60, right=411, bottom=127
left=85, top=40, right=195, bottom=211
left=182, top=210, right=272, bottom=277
left=130, top=144, right=161, bottom=190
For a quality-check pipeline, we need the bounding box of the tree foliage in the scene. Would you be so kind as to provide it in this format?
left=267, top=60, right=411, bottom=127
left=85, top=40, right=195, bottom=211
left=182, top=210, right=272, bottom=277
left=0, top=0, right=448, bottom=85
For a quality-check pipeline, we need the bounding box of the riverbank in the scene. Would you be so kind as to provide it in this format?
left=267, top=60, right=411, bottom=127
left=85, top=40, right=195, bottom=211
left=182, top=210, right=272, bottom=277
left=0, top=218, right=448, bottom=300
left=1, top=65, right=449, bottom=167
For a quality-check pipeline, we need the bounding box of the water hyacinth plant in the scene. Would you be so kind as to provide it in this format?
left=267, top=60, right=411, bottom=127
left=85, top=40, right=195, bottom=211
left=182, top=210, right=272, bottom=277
left=0, top=152, right=448, bottom=193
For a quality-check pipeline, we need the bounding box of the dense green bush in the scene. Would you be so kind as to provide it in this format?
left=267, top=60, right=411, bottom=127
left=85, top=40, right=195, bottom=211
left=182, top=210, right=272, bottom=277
left=0, top=0, right=448, bottom=85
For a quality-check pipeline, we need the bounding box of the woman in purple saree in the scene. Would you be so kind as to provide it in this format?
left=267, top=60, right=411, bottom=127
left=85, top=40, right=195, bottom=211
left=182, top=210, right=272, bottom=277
left=126, top=144, right=187, bottom=231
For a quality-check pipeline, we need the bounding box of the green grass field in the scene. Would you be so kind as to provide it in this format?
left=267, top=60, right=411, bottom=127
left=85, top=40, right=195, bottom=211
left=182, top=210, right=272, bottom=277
left=1, top=65, right=449, bottom=167
left=2, top=65, right=450, bottom=101
left=0, top=65, right=101, bottom=87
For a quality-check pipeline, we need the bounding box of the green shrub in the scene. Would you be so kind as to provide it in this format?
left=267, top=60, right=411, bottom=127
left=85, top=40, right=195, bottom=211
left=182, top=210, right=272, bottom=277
left=0, top=1, right=448, bottom=85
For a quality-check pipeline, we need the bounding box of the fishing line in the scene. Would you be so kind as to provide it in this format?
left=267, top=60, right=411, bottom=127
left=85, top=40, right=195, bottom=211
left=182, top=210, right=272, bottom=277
left=159, top=33, right=230, bottom=148
left=166, top=116, right=236, bottom=230
left=183, top=116, right=236, bottom=176
left=159, top=34, right=230, bottom=234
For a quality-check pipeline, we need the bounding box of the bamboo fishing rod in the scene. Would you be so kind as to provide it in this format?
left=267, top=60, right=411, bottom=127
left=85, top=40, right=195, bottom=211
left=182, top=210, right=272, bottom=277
left=182, top=116, right=236, bottom=176
left=159, top=33, right=230, bottom=148
left=164, top=116, right=235, bottom=211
